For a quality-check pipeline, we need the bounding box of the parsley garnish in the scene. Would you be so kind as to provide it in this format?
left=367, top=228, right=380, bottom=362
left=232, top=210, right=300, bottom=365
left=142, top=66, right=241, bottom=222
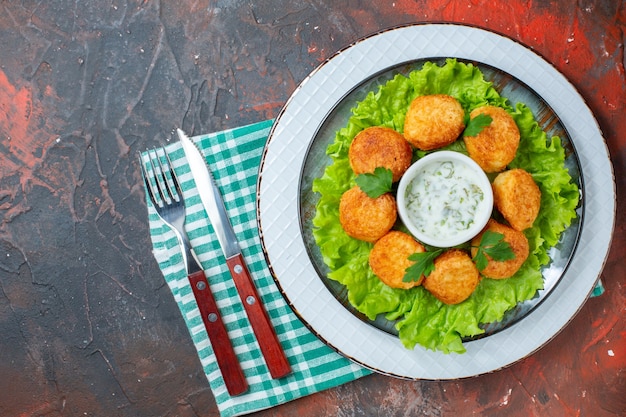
left=463, top=113, right=493, bottom=137
left=355, top=167, right=393, bottom=198
left=472, top=230, right=516, bottom=270
left=402, top=249, right=443, bottom=283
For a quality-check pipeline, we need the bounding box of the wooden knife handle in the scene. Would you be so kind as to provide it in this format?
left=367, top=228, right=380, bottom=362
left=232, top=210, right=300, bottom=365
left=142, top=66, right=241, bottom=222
left=188, top=270, right=248, bottom=395
left=226, top=253, right=292, bottom=379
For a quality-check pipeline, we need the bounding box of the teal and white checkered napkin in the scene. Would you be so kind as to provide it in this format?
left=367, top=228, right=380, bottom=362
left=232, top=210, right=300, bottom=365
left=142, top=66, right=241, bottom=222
left=144, top=119, right=371, bottom=417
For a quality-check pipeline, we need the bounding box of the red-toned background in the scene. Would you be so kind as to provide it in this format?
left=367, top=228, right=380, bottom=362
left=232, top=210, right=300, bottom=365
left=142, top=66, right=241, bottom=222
left=0, top=1, right=623, bottom=416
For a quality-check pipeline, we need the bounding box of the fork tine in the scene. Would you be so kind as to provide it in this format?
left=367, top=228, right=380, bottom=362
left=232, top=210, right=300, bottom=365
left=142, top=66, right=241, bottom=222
left=163, top=151, right=184, bottom=202
left=152, top=148, right=180, bottom=204
left=147, top=148, right=171, bottom=205
left=139, top=151, right=160, bottom=209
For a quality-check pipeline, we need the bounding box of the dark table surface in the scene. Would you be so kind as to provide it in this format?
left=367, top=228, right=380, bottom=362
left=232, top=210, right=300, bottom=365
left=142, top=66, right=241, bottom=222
left=1, top=1, right=624, bottom=416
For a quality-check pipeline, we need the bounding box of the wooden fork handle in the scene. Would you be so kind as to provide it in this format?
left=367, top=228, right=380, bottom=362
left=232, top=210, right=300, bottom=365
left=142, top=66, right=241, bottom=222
left=188, top=270, right=248, bottom=396
left=226, top=253, right=292, bottom=379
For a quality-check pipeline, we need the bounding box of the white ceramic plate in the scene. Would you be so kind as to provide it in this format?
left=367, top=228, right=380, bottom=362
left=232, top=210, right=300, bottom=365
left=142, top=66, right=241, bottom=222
left=257, top=24, right=615, bottom=379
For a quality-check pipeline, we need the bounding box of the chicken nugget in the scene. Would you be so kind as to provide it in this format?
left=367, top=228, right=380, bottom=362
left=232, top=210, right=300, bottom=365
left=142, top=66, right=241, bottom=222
left=471, top=220, right=529, bottom=279
left=492, top=169, right=541, bottom=231
left=369, top=231, right=426, bottom=289
left=349, top=126, right=413, bottom=182
left=403, top=94, right=465, bottom=151
left=339, top=186, right=396, bottom=243
left=423, top=249, right=480, bottom=305
left=464, top=105, right=520, bottom=173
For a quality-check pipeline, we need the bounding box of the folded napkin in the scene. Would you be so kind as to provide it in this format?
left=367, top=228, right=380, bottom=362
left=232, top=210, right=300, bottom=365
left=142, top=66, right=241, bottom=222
left=144, top=119, right=371, bottom=417
left=143, top=119, right=604, bottom=416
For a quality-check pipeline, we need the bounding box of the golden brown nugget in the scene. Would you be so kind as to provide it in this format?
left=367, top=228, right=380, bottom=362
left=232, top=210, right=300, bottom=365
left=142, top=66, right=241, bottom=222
left=492, top=169, right=541, bottom=231
left=471, top=220, right=529, bottom=279
left=403, top=94, right=465, bottom=151
left=339, top=186, right=397, bottom=243
left=369, top=231, right=426, bottom=289
left=423, top=249, right=480, bottom=305
left=349, top=126, right=413, bottom=182
left=463, top=105, right=520, bottom=173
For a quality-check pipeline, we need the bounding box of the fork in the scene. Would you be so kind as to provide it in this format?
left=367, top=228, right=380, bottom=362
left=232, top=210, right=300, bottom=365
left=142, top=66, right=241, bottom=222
left=140, top=148, right=248, bottom=396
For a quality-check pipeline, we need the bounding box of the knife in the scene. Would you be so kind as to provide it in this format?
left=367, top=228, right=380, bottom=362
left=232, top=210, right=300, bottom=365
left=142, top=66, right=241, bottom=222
left=177, top=128, right=292, bottom=379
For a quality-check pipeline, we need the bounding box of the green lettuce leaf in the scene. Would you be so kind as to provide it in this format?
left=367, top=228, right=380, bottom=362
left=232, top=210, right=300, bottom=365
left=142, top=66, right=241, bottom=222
left=311, top=58, right=579, bottom=354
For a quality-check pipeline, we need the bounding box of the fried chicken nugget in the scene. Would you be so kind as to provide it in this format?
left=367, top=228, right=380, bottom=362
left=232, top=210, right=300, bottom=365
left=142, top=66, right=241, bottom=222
left=493, top=169, right=541, bottom=231
left=423, top=249, right=480, bottom=305
left=471, top=220, right=529, bottom=279
left=464, top=105, right=520, bottom=173
left=403, top=94, right=465, bottom=151
left=339, top=186, right=396, bottom=243
left=369, top=231, right=426, bottom=289
left=349, top=126, right=413, bottom=182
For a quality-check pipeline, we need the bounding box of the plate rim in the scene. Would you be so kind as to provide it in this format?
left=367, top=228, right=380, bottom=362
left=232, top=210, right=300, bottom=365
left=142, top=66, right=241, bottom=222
left=257, top=22, right=616, bottom=379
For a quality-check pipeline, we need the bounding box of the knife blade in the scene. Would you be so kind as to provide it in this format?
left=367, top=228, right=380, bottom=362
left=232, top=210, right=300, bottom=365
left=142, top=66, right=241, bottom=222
left=177, top=128, right=291, bottom=379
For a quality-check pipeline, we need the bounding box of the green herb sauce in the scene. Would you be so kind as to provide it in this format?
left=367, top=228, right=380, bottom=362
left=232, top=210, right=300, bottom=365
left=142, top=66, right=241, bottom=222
left=405, top=161, right=486, bottom=241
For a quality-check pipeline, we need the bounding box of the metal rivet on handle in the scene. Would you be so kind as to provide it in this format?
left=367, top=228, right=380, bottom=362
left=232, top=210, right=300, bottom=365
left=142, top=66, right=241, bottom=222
left=234, top=264, right=243, bottom=274
left=196, top=281, right=206, bottom=290
left=208, top=313, right=218, bottom=322
left=246, top=296, right=256, bottom=305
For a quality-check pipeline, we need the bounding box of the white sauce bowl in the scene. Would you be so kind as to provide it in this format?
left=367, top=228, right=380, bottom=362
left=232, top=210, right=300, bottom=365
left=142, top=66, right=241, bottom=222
left=397, top=151, right=493, bottom=248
